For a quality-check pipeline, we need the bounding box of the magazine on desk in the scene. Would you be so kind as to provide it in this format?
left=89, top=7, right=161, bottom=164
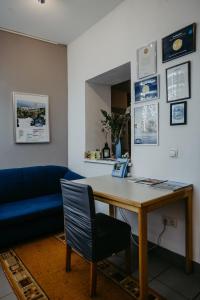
left=127, top=177, right=191, bottom=190
left=127, top=177, right=166, bottom=185
left=152, top=181, right=191, bottom=191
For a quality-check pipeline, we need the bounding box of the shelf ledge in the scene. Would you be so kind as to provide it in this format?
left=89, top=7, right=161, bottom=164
left=84, top=159, right=116, bottom=165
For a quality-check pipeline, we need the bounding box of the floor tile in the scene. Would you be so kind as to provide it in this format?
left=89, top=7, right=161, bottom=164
left=149, top=279, right=187, bottom=300
left=1, top=293, right=18, bottom=300
left=132, top=253, right=171, bottom=281
left=157, top=266, right=200, bottom=299
left=0, top=265, right=13, bottom=298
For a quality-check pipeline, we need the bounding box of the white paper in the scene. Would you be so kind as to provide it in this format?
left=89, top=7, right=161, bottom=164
left=137, top=41, right=157, bottom=79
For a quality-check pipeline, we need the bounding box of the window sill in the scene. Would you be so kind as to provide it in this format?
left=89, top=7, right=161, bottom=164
left=84, top=159, right=116, bottom=165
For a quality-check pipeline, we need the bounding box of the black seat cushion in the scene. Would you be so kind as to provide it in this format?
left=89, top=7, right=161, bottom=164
left=95, top=213, right=131, bottom=262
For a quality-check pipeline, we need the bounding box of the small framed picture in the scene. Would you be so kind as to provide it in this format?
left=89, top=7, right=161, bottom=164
left=137, top=41, right=157, bottom=79
left=134, top=75, right=160, bottom=103
left=170, top=101, right=187, bottom=125
left=166, top=61, right=191, bottom=102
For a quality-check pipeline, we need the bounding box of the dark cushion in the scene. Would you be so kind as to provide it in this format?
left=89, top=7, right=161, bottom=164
left=0, top=193, right=63, bottom=226
left=95, top=213, right=131, bottom=261
left=0, top=165, right=82, bottom=204
left=64, top=170, right=84, bottom=181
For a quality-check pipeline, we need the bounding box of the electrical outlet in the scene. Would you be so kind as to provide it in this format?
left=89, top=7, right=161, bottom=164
left=162, top=216, right=177, bottom=228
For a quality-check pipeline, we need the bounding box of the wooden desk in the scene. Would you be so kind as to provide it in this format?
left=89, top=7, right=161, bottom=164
left=75, top=175, right=193, bottom=300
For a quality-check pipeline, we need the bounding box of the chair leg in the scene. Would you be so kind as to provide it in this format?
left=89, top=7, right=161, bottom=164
left=90, top=262, right=97, bottom=297
left=125, top=245, right=131, bottom=275
left=66, top=244, right=72, bottom=272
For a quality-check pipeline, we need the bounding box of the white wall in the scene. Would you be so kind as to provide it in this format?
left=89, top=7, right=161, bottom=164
left=85, top=82, right=111, bottom=151
left=68, top=0, right=200, bottom=263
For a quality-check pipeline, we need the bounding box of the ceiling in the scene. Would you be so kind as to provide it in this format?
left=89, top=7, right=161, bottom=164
left=0, top=0, right=124, bottom=44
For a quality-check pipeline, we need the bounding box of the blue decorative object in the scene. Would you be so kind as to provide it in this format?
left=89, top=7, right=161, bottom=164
left=115, top=139, right=122, bottom=159
left=112, top=158, right=128, bottom=178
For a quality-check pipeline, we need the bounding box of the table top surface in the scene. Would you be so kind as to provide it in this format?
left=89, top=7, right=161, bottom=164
left=75, top=175, right=192, bottom=208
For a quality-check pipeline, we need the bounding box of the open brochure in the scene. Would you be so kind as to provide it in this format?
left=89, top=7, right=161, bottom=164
left=152, top=181, right=192, bottom=191
left=128, top=177, right=191, bottom=190
left=127, top=177, right=166, bottom=185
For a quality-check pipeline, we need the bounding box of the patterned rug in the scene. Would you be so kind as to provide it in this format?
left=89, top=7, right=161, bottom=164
left=0, top=234, right=164, bottom=300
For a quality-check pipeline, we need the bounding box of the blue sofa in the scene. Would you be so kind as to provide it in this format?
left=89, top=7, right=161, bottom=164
left=0, top=165, right=83, bottom=249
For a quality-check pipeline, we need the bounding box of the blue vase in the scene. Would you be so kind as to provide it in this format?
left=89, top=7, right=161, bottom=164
left=115, top=139, right=121, bottom=159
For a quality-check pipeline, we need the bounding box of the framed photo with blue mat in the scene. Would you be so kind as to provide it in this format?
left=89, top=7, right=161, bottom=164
left=162, top=23, right=196, bottom=63
left=112, top=158, right=128, bottom=178
left=170, top=101, right=187, bottom=126
left=134, top=75, right=159, bottom=103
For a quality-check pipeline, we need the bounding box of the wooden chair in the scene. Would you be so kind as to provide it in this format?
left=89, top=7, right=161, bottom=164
left=61, top=179, right=131, bottom=297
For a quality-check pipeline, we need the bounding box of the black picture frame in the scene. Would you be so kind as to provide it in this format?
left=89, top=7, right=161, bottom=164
left=166, top=61, right=191, bottom=103
left=170, top=101, right=187, bottom=126
left=162, top=23, right=196, bottom=63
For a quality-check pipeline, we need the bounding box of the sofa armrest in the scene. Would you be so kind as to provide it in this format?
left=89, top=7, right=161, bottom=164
left=63, top=169, right=85, bottom=181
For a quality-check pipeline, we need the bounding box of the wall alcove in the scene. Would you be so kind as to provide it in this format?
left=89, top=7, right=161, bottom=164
left=85, top=62, right=131, bottom=160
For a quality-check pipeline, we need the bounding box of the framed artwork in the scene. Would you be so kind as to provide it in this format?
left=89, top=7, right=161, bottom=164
left=112, top=158, right=128, bottom=178
left=170, top=101, right=187, bottom=125
left=162, top=23, right=196, bottom=63
left=13, top=92, right=50, bottom=143
left=134, top=75, right=160, bottom=103
left=166, top=61, right=191, bottom=102
left=134, top=102, right=159, bottom=145
left=137, top=41, right=157, bottom=79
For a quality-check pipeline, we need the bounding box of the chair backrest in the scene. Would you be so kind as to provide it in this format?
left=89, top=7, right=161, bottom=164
left=60, top=179, right=96, bottom=261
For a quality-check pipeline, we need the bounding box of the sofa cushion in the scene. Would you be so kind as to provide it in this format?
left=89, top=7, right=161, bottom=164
left=0, top=165, right=68, bottom=203
left=0, top=193, right=63, bottom=225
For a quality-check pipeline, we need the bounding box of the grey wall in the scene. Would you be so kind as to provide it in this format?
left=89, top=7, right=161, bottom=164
left=0, top=30, right=68, bottom=169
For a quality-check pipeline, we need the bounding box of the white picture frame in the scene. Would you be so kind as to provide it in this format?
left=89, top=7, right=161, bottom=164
left=137, top=41, right=157, bottom=79
left=13, top=92, right=50, bottom=144
left=134, top=102, right=159, bottom=145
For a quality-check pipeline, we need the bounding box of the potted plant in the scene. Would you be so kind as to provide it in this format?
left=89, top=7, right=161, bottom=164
left=101, top=106, right=131, bottom=158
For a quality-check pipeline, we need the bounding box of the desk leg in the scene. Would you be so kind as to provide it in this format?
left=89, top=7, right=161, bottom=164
left=138, top=208, right=148, bottom=300
left=185, top=191, right=193, bottom=273
left=109, top=204, right=115, bottom=218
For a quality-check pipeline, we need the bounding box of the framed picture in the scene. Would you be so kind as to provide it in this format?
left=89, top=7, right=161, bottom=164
left=13, top=92, right=50, bottom=143
left=137, top=41, right=157, bottom=79
left=112, top=158, right=128, bottom=178
left=170, top=101, right=187, bottom=125
left=166, top=61, right=191, bottom=102
left=134, top=75, right=160, bottom=103
left=162, top=23, right=196, bottom=63
left=134, top=102, right=159, bottom=145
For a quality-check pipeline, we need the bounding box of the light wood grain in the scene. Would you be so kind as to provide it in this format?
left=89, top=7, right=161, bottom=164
left=138, top=208, right=148, bottom=300
left=185, top=190, right=193, bottom=273
left=75, top=175, right=193, bottom=300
